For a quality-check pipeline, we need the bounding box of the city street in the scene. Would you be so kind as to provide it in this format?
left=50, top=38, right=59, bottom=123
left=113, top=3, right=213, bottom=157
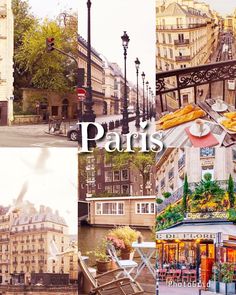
left=0, top=115, right=123, bottom=147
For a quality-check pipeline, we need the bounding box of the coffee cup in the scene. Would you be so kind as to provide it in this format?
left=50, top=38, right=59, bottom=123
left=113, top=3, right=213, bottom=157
left=194, top=119, right=204, bottom=134
left=216, top=98, right=223, bottom=109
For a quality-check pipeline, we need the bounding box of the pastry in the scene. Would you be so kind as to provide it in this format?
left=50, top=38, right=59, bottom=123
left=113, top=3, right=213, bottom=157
left=157, top=104, right=195, bottom=124
left=158, top=109, right=206, bottom=130
left=223, top=112, right=236, bottom=120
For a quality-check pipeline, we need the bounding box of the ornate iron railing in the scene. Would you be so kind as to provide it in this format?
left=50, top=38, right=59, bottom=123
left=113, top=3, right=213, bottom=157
left=157, top=24, right=207, bottom=30
left=156, top=59, right=236, bottom=112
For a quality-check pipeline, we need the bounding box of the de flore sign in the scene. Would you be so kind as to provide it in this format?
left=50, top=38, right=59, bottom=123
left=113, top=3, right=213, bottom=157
left=156, top=232, right=217, bottom=240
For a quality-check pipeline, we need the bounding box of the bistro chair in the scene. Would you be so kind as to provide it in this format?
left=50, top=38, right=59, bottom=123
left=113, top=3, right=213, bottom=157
left=189, top=270, right=197, bottom=282
left=78, top=252, right=144, bottom=294
left=107, top=244, right=138, bottom=281
left=157, top=269, right=167, bottom=281
left=172, top=270, right=182, bottom=282
left=182, top=269, right=189, bottom=283
left=166, top=269, right=175, bottom=283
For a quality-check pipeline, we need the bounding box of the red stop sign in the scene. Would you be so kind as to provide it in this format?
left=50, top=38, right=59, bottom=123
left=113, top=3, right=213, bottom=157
left=77, top=88, right=86, bottom=101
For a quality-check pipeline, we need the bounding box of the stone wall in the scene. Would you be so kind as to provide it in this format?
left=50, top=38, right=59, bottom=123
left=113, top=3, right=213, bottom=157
left=13, top=115, right=42, bottom=125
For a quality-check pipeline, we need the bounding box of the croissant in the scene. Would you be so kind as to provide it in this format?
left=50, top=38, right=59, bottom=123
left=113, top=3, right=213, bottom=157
left=224, top=112, right=236, bottom=120
left=158, top=104, right=195, bottom=124
left=160, top=109, right=206, bottom=130
left=221, top=119, right=236, bottom=131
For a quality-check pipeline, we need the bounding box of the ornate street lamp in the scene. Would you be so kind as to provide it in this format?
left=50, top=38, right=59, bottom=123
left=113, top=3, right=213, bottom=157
left=146, top=81, right=149, bottom=120
left=134, top=58, right=140, bottom=128
left=149, top=86, right=152, bottom=120
left=121, top=31, right=130, bottom=134
left=82, top=0, right=96, bottom=147
left=141, top=72, right=146, bottom=122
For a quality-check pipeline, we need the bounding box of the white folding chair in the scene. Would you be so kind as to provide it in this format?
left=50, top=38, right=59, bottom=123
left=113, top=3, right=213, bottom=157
left=107, top=244, right=138, bottom=281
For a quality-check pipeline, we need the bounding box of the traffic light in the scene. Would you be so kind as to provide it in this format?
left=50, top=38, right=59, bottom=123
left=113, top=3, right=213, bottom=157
left=46, top=37, right=55, bottom=52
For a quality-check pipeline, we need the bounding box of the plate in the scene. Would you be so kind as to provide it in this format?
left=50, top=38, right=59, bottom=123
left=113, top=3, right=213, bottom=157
left=189, top=124, right=210, bottom=137
left=211, top=103, right=228, bottom=112
left=217, top=117, right=236, bottom=134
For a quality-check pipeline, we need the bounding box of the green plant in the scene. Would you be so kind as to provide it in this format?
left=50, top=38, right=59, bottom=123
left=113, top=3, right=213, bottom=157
left=228, top=174, right=235, bottom=208
left=211, top=263, right=220, bottom=281
left=156, top=204, right=184, bottom=231
left=182, top=174, right=189, bottom=213
left=156, top=198, right=163, bottom=204
left=162, top=192, right=171, bottom=199
left=220, top=263, right=234, bottom=283
left=87, top=239, right=110, bottom=262
left=107, top=226, right=140, bottom=252
left=227, top=208, right=236, bottom=222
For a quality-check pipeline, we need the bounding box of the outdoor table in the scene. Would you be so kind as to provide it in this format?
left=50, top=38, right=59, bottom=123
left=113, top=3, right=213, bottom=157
left=132, top=241, right=156, bottom=280
left=198, top=99, right=236, bottom=147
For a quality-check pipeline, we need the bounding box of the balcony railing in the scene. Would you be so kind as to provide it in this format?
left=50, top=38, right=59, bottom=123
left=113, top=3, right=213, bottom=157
left=174, top=39, right=190, bottom=45
left=175, top=55, right=191, bottom=62
left=156, top=60, right=236, bottom=112
left=157, top=24, right=207, bottom=30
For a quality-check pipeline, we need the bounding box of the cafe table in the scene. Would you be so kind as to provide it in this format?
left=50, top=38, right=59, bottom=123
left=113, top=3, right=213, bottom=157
left=132, top=241, right=156, bottom=280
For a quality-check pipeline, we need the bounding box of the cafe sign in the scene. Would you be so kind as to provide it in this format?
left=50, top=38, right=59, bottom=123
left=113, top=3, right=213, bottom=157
left=156, top=232, right=217, bottom=240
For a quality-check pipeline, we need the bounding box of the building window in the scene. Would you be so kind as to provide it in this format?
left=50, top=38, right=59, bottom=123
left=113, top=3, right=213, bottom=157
left=87, top=171, right=95, bottom=182
left=168, top=34, right=172, bottom=43
left=113, top=185, right=120, bottom=194
left=168, top=168, right=174, bottom=180
left=95, top=202, right=124, bottom=215
left=105, top=171, right=112, bottom=182
left=233, top=149, right=236, bottom=161
left=113, top=171, right=120, bottom=181
left=51, top=106, right=59, bottom=116
left=121, top=185, right=129, bottom=195
left=121, top=169, right=129, bottom=181
left=105, top=185, right=112, bottom=193
left=97, top=169, right=101, bottom=176
left=161, top=178, right=165, bottom=188
left=200, top=148, right=215, bottom=157
left=136, top=203, right=155, bottom=214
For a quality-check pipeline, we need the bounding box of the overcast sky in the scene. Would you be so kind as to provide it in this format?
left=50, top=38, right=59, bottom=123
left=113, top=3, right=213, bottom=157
left=28, top=0, right=156, bottom=91
left=203, top=0, right=236, bottom=16
left=0, top=148, right=77, bottom=235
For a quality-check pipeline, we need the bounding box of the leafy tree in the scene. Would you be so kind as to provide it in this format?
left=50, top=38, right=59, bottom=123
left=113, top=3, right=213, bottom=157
left=182, top=174, right=189, bottom=213
left=107, top=149, right=155, bottom=196
left=228, top=174, right=235, bottom=208
left=13, top=1, right=78, bottom=97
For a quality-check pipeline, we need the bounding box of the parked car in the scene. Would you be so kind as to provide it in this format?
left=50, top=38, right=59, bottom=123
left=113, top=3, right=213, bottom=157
left=67, top=123, right=79, bottom=141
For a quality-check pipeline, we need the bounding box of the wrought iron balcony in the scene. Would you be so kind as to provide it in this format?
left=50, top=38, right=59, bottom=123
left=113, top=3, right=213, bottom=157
left=157, top=24, right=207, bottom=31
left=175, top=55, right=191, bottom=62
left=174, top=39, right=190, bottom=45
left=156, top=59, right=236, bottom=112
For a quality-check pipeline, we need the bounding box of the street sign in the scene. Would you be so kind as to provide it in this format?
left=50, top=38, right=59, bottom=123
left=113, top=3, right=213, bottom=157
left=77, top=88, right=86, bottom=101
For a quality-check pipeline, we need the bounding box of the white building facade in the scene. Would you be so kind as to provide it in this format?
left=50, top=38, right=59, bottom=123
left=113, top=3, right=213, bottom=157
left=0, top=0, right=13, bottom=125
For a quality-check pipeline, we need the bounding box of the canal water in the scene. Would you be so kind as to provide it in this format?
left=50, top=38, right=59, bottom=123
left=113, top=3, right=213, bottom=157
left=78, top=225, right=154, bottom=265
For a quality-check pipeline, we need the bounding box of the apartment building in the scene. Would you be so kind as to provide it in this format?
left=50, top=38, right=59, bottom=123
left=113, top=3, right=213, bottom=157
left=77, top=36, right=105, bottom=116
left=156, top=0, right=220, bottom=110
left=0, top=203, right=77, bottom=285
left=0, top=1, right=13, bottom=126
left=156, top=147, right=236, bottom=213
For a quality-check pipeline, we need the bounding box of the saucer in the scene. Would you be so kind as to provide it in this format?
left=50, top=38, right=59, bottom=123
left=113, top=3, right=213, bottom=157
left=211, top=103, right=228, bottom=112
left=189, top=124, right=210, bottom=137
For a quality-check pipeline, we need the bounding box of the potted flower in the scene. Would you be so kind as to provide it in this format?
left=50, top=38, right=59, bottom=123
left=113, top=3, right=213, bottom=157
left=107, top=226, right=140, bottom=260
left=87, top=239, right=111, bottom=273
left=219, top=263, right=235, bottom=294
left=208, top=263, right=220, bottom=292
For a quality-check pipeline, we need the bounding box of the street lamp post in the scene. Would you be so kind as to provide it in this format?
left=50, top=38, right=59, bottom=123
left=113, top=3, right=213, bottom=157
left=135, top=58, right=140, bottom=128
left=82, top=0, right=96, bottom=147
left=149, top=86, right=152, bottom=120
left=141, top=72, right=146, bottom=122
left=121, top=31, right=130, bottom=134
left=146, top=81, right=149, bottom=120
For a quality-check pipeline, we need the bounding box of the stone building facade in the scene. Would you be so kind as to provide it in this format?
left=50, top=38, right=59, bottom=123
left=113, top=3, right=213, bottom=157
left=0, top=203, right=77, bottom=286
left=0, top=0, right=13, bottom=126
left=156, top=0, right=221, bottom=110
left=156, top=147, right=236, bottom=213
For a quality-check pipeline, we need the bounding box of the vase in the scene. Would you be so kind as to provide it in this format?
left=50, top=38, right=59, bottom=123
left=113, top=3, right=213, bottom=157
left=120, top=249, right=134, bottom=260
left=96, top=260, right=111, bottom=273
